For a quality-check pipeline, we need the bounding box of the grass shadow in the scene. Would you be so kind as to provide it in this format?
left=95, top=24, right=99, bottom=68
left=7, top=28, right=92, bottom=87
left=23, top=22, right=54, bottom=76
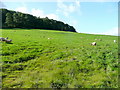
left=6, top=42, right=13, bottom=44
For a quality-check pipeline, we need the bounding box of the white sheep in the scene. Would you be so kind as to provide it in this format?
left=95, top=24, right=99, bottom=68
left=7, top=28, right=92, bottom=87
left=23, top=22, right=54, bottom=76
left=0, top=37, right=3, bottom=41
left=5, top=39, right=12, bottom=43
left=48, top=38, right=51, bottom=40
left=91, top=42, right=96, bottom=46
left=0, top=37, right=8, bottom=41
left=0, top=37, right=6, bottom=41
left=114, top=40, right=116, bottom=43
left=95, top=39, right=102, bottom=41
left=5, top=37, right=8, bottom=40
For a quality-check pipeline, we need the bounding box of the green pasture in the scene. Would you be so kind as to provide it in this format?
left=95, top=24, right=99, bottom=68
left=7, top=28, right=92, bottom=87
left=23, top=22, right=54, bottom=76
left=0, top=29, right=118, bottom=88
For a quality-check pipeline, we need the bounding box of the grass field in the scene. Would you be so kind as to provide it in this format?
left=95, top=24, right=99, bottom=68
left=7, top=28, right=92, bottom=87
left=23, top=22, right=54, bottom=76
left=1, top=29, right=118, bottom=88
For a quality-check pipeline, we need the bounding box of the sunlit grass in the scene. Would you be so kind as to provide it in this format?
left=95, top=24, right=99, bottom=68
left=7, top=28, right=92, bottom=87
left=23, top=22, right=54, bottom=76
left=1, top=29, right=118, bottom=88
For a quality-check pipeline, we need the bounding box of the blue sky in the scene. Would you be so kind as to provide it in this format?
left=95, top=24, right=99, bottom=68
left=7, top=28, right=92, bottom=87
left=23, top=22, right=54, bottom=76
left=1, top=0, right=118, bottom=36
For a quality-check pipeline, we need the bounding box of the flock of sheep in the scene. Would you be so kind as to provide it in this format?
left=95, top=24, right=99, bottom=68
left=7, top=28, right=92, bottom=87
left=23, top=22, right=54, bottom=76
left=0, top=37, right=117, bottom=45
left=0, top=37, right=12, bottom=43
left=91, top=39, right=117, bottom=46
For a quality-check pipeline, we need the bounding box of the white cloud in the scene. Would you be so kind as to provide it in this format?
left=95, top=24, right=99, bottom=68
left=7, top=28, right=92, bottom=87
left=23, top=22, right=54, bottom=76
left=15, top=7, right=59, bottom=20
left=31, top=8, right=59, bottom=20
left=91, top=0, right=117, bottom=1
left=57, top=0, right=81, bottom=16
left=31, top=8, right=44, bottom=17
left=88, top=27, right=118, bottom=36
left=15, top=7, right=28, bottom=13
left=70, top=20, right=78, bottom=26
left=46, top=14, right=59, bottom=20
left=75, top=0, right=80, bottom=7
left=103, top=27, right=118, bottom=36
left=2, top=0, right=119, bottom=2
left=0, top=1, right=6, bottom=8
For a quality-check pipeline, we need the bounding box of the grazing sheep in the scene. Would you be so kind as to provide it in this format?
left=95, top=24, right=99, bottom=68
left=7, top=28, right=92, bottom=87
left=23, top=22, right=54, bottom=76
left=48, top=38, right=51, bottom=40
left=95, top=39, right=102, bottom=41
left=5, top=37, right=8, bottom=40
left=0, top=37, right=7, bottom=41
left=0, top=37, right=4, bottom=41
left=5, top=39, right=12, bottom=43
left=0, top=37, right=9, bottom=42
left=91, top=42, right=96, bottom=46
left=114, top=40, right=116, bottom=43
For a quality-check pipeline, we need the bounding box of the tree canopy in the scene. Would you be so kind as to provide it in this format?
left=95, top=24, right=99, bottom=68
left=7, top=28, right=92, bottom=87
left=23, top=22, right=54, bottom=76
left=1, top=9, right=76, bottom=32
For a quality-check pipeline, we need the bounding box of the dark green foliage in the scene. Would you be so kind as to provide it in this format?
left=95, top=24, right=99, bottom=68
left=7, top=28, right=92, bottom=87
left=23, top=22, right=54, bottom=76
left=1, top=9, right=8, bottom=28
left=5, top=13, right=14, bottom=28
left=1, top=8, right=76, bottom=32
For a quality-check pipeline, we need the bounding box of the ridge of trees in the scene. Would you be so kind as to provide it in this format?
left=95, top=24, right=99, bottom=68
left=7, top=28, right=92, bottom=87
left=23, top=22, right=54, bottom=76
left=1, top=8, right=76, bottom=32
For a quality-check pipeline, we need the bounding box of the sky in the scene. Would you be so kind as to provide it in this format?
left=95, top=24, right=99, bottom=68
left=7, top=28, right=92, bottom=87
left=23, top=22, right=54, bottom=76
left=1, top=0, right=119, bottom=36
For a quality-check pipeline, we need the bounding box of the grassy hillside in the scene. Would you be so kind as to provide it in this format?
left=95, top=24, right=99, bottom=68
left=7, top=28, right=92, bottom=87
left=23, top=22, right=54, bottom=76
left=1, top=29, right=118, bottom=88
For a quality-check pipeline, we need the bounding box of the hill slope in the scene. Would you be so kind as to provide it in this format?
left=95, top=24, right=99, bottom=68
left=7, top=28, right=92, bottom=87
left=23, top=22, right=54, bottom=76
left=1, top=29, right=118, bottom=88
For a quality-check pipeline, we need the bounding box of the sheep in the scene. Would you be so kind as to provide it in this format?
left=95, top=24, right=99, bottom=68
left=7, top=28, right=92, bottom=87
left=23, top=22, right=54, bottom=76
left=99, top=39, right=102, bottom=41
left=48, top=38, right=51, bottom=40
left=95, top=39, right=102, bottom=41
left=114, top=40, right=116, bottom=43
left=0, top=37, right=4, bottom=41
left=0, top=37, right=8, bottom=41
left=5, top=37, right=8, bottom=40
left=0, top=37, right=12, bottom=43
left=91, top=42, right=96, bottom=46
left=5, top=39, right=12, bottom=43
left=0, top=37, right=6, bottom=41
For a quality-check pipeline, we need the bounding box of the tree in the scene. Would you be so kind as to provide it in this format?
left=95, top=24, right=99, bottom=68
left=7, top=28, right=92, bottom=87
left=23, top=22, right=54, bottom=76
left=5, top=12, right=14, bottom=28
left=13, top=13, right=19, bottom=27
left=2, top=8, right=76, bottom=32
left=1, top=9, right=8, bottom=28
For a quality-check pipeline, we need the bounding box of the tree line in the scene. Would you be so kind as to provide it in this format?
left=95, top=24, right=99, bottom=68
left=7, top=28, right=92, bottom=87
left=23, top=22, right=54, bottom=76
left=1, top=9, right=76, bottom=32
